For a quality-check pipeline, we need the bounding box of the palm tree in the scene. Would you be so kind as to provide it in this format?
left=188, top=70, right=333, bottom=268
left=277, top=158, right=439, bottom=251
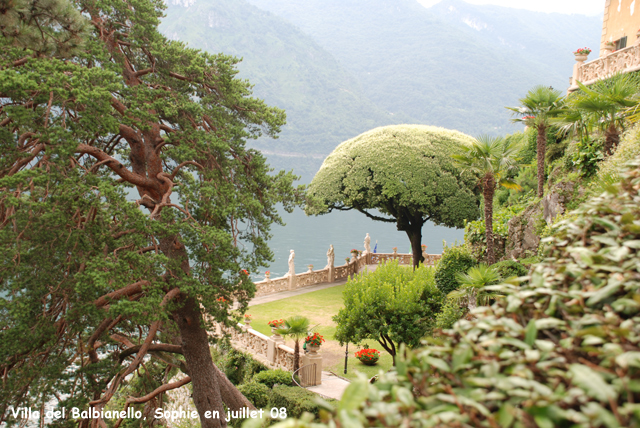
left=560, top=73, right=637, bottom=157
left=452, top=136, right=522, bottom=264
left=507, top=86, right=564, bottom=198
left=447, top=264, right=501, bottom=312
left=275, top=315, right=310, bottom=374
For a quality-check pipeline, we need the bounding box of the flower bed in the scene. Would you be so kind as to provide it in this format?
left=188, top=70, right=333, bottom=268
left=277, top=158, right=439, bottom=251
left=355, top=348, right=380, bottom=366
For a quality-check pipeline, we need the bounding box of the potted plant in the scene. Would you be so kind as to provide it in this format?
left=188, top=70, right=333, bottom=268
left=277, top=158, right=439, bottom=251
left=243, top=314, right=252, bottom=327
left=304, top=332, right=325, bottom=354
left=573, top=47, right=591, bottom=62
left=264, top=270, right=271, bottom=280
left=350, top=248, right=359, bottom=258
left=355, top=348, right=380, bottom=366
left=268, top=319, right=284, bottom=336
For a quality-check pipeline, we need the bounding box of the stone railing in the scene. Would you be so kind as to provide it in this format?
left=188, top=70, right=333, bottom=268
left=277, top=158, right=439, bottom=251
left=214, top=322, right=322, bottom=385
left=254, top=244, right=441, bottom=297
left=569, top=44, right=640, bottom=92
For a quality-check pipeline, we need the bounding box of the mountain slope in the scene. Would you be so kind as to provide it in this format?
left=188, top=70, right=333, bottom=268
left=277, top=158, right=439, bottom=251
left=244, top=0, right=602, bottom=135
left=161, top=0, right=396, bottom=164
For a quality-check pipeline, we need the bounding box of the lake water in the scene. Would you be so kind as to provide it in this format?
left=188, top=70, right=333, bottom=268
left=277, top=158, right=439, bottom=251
left=259, top=207, right=465, bottom=279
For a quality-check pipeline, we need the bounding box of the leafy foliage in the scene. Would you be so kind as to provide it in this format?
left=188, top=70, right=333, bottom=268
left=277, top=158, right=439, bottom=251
left=252, top=369, right=294, bottom=389
left=268, top=157, right=640, bottom=428
left=434, top=299, right=467, bottom=331
left=307, top=124, right=481, bottom=266
left=434, top=243, right=477, bottom=296
left=237, top=382, right=270, bottom=409
left=333, top=260, right=443, bottom=363
left=275, top=315, right=311, bottom=374
left=268, top=385, right=332, bottom=420
left=0, top=0, right=301, bottom=419
left=452, top=135, right=525, bottom=263
left=448, top=264, right=501, bottom=310
left=490, top=260, right=528, bottom=280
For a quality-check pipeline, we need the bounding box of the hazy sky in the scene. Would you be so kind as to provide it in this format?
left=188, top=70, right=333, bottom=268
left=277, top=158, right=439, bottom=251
left=417, top=0, right=605, bottom=16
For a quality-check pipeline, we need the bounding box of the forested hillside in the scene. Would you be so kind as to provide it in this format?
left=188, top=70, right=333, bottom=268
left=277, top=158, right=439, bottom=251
left=162, top=0, right=602, bottom=181
left=161, top=0, right=396, bottom=160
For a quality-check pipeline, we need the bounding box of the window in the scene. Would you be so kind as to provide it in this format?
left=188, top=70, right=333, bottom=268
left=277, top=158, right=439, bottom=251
left=616, top=36, right=628, bottom=50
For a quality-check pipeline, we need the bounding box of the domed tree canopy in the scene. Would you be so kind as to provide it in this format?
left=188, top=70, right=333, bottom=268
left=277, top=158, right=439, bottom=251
left=306, top=125, right=481, bottom=267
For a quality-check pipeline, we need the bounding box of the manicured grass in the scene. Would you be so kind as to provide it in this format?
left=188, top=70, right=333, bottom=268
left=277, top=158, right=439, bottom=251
left=327, top=348, right=393, bottom=381
left=247, top=284, right=394, bottom=381
left=246, top=285, right=346, bottom=340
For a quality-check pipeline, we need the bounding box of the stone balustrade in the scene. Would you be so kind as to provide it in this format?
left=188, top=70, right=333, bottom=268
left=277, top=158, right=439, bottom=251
left=254, top=236, right=442, bottom=297
left=214, top=322, right=322, bottom=385
left=569, top=44, right=640, bottom=92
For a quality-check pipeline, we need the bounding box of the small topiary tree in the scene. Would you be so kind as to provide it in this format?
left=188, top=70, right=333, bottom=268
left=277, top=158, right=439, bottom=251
left=434, top=243, right=477, bottom=296
left=333, top=260, right=443, bottom=365
left=306, top=125, right=481, bottom=268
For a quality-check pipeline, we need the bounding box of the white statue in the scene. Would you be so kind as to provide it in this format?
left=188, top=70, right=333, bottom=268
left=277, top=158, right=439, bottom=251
left=326, top=245, right=335, bottom=268
left=287, top=249, right=295, bottom=276
left=364, top=233, right=371, bottom=254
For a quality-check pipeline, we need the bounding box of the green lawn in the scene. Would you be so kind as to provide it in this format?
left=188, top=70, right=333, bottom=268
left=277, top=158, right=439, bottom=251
left=246, top=285, right=393, bottom=381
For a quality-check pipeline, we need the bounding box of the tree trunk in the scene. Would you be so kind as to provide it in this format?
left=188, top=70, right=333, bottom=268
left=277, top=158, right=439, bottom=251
left=604, top=123, right=619, bottom=157
left=483, top=174, right=496, bottom=265
left=405, top=225, right=423, bottom=269
left=173, top=297, right=227, bottom=428
left=536, top=123, right=547, bottom=198
left=160, top=236, right=255, bottom=427
left=293, top=340, right=300, bottom=374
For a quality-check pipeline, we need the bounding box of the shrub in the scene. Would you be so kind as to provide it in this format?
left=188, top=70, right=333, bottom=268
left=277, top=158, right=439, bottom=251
left=237, top=381, right=269, bottom=409
left=217, top=347, right=268, bottom=386
left=434, top=299, right=466, bottom=331
left=434, top=243, right=476, bottom=296
left=334, top=261, right=443, bottom=363
left=252, top=369, right=293, bottom=388
left=269, top=385, right=330, bottom=419
left=490, top=260, right=527, bottom=280
left=269, top=157, right=640, bottom=428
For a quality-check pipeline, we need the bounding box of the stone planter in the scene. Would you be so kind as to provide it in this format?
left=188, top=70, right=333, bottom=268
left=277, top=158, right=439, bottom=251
left=307, top=344, right=320, bottom=356
left=359, top=359, right=378, bottom=366
left=265, top=272, right=271, bottom=281
left=271, top=327, right=282, bottom=338
left=244, top=319, right=251, bottom=328
left=307, top=264, right=314, bottom=272
left=574, top=53, right=588, bottom=62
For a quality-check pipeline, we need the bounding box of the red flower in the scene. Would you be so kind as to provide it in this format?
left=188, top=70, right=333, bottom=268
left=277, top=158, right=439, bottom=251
left=241, top=269, right=249, bottom=275
left=355, top=348, right=380, bottom=363
left=268, top=319, right=284, bottom=327
left=304, top=332, right=325, bottom=346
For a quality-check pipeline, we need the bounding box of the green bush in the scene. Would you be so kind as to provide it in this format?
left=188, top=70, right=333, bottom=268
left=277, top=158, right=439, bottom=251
left=268, top=157, right=640, bottom=428
left=269, top=385, right=330, bottom=419
left=434, top=299, right=466, bottom=331
left=434, top=243, right=476, bottom=296
left=237, top=381, right=270, bottom=408
left=490, top=260, right=528, bottom=280
left=252, top=369, right=294, bottom=388
left=218, top=347, right=268, bottom=386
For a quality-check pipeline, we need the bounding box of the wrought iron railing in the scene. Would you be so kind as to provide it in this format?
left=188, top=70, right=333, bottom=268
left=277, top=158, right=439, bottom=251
left=292, top=363, right=317, bottom=388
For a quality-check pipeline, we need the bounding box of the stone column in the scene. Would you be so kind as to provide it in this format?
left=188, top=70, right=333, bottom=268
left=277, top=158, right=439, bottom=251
left=267, top=328, right=284, bottom=364
left=570, top=55, right=586, bottom=90
left=302, top=348, right=323, bottom=386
